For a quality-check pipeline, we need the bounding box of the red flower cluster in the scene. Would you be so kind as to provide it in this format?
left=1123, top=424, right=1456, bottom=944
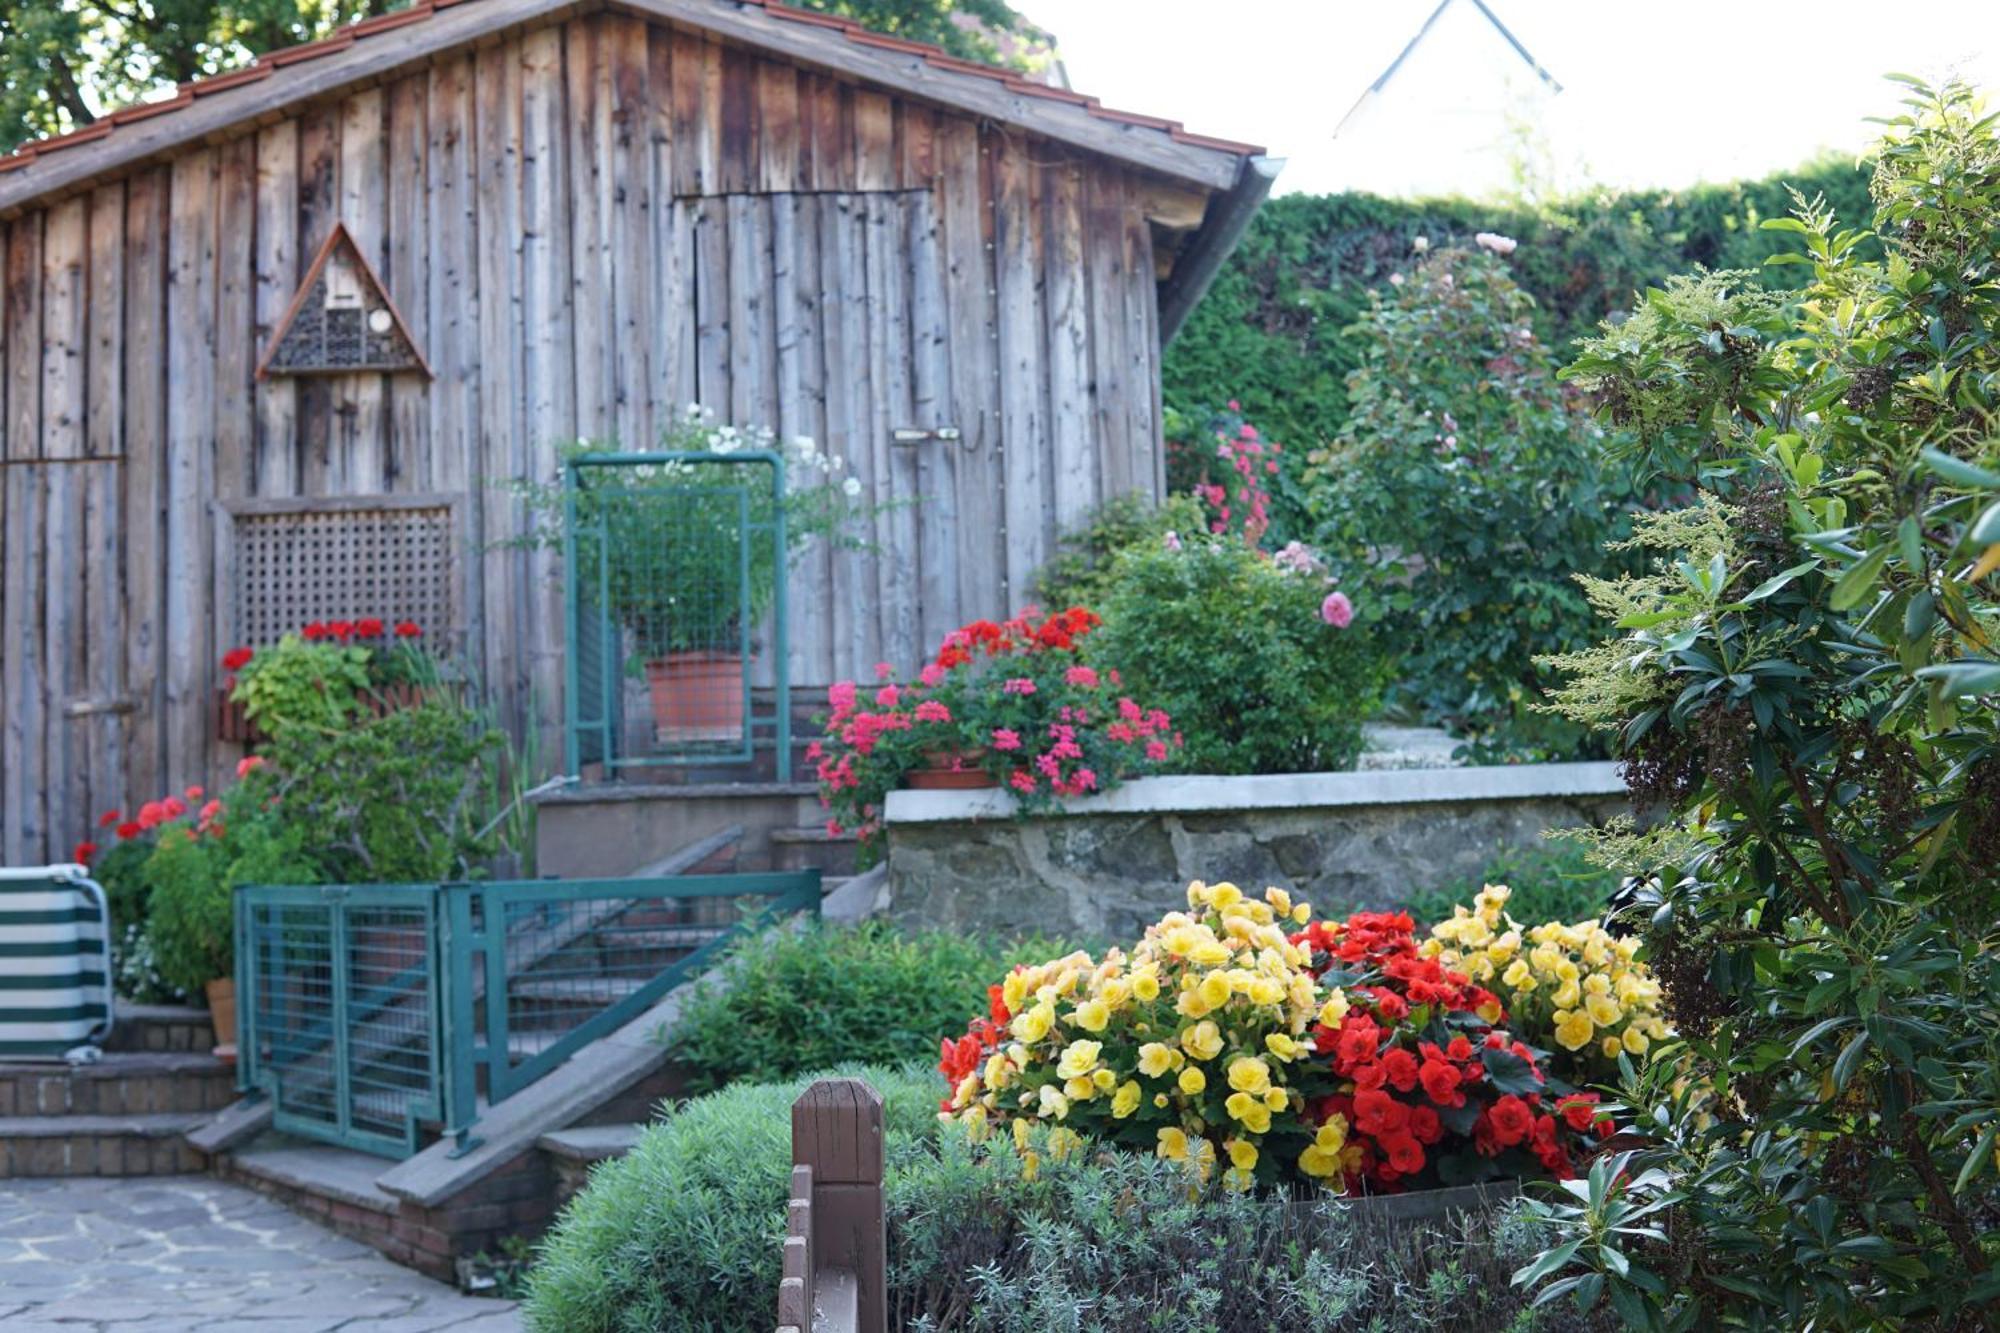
left=221, top=618, right=422, bottom=672
left=1298, top=911, right=1607, bottom=1192
left=80, top=782, right=233, bottom=862
left=812, top=606, right=1181, bottom=855
left=937, top=985, right=1013, bottom=1111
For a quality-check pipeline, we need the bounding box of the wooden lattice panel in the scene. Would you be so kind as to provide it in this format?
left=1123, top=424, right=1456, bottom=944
left=229, top=500, right=456, bottom=648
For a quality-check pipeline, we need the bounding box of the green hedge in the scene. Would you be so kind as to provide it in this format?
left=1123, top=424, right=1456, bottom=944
left=1162, top=159, right=1879, bottom=452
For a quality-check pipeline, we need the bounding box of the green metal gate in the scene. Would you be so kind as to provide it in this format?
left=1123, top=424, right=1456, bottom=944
left=235, top=871, right=820, bottom=1158
left=562, top=451, right=791, bottom=779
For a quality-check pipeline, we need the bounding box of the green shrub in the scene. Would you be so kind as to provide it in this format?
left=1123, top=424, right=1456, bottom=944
left=1086, top=535, right=1382, bottom=774
left=1031, top=492, right=1205, bottom=613
left=520, top=1064, right=942, bottom=1333
left=1394, top=837, right=1622, bottom=931
left=1304, top=243, right=1650, bottom=760
left=666, top=921, right=1063, bottom=1092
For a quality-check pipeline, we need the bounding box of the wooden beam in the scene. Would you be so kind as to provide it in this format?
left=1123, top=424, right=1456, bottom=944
left=1158, top=154, right=1282, bottom=345
left=1132, top=177, right=1209, bottom=231
left=607, top=0, right=1244, bottom=189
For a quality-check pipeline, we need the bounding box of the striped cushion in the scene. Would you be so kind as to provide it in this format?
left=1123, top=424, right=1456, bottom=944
left=0, top=872, right=111, bottom=1059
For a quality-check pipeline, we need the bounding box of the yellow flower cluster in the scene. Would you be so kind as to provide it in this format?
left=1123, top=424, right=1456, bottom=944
left=1422, top=884, right=1670, bottom=1077
left=946, top=880, right=1339, bottom=1191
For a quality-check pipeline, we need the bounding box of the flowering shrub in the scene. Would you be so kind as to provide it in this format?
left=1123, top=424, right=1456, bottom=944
left=1303, top=241, right=1651, bottom=761
left=1423, top=883, right=1668, bottom=1085
left=939, top=881, right=1324, bottom=1190
left=1296, top=908, right=1609, bottom=1192
left=1164, top=402, right=1282, bottom=547
left=940, top=882, right=1613, bottom=1197
left=1085, top=534, right=1380, bottom=774
left=226, top=619, right=432, bottom=736
left=812, top=607, right=1180, bottom=858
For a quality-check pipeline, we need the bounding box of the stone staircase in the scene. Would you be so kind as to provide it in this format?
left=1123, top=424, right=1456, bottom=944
left=0, top=1003, right=229, bottom=1177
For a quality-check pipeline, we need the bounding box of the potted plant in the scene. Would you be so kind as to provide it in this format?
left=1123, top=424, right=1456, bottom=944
left=810, top=605, right=1183, bottom=861
left=220, top=619, right=436, bottom=742
left=516, top=408, right=876, bottom=743
left=141, top=775, right=321, bottom=1062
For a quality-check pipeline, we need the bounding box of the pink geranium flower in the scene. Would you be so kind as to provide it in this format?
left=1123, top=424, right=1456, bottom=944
left=991, top=729, right=1021, bottom=752
left=1001, top=677, right=1036, bottom=696
left=915, top=700, right=951, bottom=723
left=1009, top=770, right=1037, bottom=794
left=1064, top=665, right=1098, bottom=688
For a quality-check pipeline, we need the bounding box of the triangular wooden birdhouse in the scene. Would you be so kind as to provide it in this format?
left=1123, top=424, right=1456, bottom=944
left=258, top=223, right=432, bottom=378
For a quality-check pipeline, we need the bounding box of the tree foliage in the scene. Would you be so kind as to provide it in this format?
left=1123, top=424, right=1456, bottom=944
left=0, top=0, right=1047, bottom=155
left=1514, top=78, right=2000, bottom=1330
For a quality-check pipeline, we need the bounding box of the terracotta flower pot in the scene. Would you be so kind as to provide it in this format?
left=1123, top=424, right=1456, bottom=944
left=644, top=652, right=744, bottom=743
left=906, top=748, right=997, bottom=790
left=204, top=976, right=239, bottom=1066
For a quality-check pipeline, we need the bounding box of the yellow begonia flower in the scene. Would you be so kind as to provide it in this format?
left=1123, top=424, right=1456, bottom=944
left=1073, top=998, right=1111, bottom=1033
left=1223, top=1092, right=1272, bottom=1134
left=1263, top=1087, right=1288, bottom=1111
left=1182, top=1020, right=1224, bottom=1062
left=1189, top=939, right=1233, bottom=968
left=1601, top=1035, right=1624, bottom=1060
left=1002, top=973, right=1029, bottom=1015
left=1112, top=1081, right=1141, bottom=1119
left=1299, top=1143, right=1342, bottom=1177
left=1099, top=978, right=1130, bottom=1007
left=1622, top=1026, right=1650, bottom=1055
left=1318, top=990, right=1351, bottom=1027
left=1292, top=902, right=1311, bottom=924
left=1246, top=976, right=1285, bottom=1006
left=1178, top=1067, right=1207, bottom=1095
left=1056, top=1039, right=1102, bottom=1080
left=1092, top=1067, right=1117, bottom=1091
left=1037, top=1085, right=1069, bottom=1120
left=1554, top=1010, right=1595, bottom=1051
left=1012, top=1004, right=1054, bottom=1044
left=1585, top=994, right=1624, bottom=1028
left=1501, top=958, right=1533, bottom=989
left=1226, top=1139, right=1258, bottom=1172
left=1265, top=1032, right=1300, bottom=1061
left=1197, top=972, right=1233, bottom=1011
left=1552, top=979, right=1583, bottom=1010
left=1138, top=1042, right=1176, bottom=1078
left=1064, top=1076, right=1095, bottom=1101
left=1209, top=882, right=1243, bottom=909
left=1131, top=970, right=1161, bottom=1002
left=1156, top=1126, right=1189, bottom=1161
left=1266, top=887, right=1292, bottom=915
left=1227, top=1056, right=1272, bottom=1096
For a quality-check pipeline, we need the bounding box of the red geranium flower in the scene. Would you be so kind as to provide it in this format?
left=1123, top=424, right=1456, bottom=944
left=115, top=821, right=142, bottom=840
left=302, top=622, right=329, bottom=641
left=221, top=646, right=254, bottom=671
left=98, top=810, right=121, bottom=828
left=72, top=841, right=97, bottom=864
left=394, top=621, right=422, bottom=639
left=355, top=617, right=385, bottom=638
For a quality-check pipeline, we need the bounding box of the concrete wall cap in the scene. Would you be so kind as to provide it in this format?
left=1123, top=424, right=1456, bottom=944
left=882, top=762, right=1624, bottom=824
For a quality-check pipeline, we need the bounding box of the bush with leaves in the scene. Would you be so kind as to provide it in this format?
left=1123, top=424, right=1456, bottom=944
left=665, top=920, right=1065, bottom=1092
left=1086, top=534, right=1382, bottom=774
left=1304, top=241, right=1652, bottom=761
left=1512, top=77, right=2000, bottom=1331
left=1031, top=491, right=1206, bottom=613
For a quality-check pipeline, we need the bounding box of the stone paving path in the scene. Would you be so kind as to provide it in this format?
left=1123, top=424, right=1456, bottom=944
left=0, top=1176, right=521, bottom=1332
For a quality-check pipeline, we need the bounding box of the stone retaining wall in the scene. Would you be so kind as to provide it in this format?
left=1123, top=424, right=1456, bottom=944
left=882, top=763, right=1629, bottom=940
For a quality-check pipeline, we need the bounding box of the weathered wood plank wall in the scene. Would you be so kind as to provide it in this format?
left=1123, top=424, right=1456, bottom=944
left=0, top=13, right=1167, bottom=861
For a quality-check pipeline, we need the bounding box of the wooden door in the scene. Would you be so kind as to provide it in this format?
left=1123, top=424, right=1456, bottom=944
left=684, top=189, right=984, bottom=689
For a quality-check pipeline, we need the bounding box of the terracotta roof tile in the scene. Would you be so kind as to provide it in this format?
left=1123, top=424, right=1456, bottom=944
left=0, top=0, right=1264, bottom=186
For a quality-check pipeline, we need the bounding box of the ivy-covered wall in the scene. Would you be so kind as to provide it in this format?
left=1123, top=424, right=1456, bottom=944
left=1163, top=159, right=1879, bottom=450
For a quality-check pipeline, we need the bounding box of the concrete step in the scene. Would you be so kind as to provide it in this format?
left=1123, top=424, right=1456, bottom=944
left=509, top=976, right=648, bottom=1006
left=0, top=1111, right=209, bottom=1177
left=0, top=1051, right=236, bottom=1116
left=539, top=1123, right=646, bottom=1204
left=104, top=1001, right=216, bottom=1054
left=769, top=825, right=859, bottom=876
left=226, top=1134, right=400, bottom=1214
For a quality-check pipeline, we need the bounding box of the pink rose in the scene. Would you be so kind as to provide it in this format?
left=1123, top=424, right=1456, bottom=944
left=1321, top=591, right=1355, bottom=629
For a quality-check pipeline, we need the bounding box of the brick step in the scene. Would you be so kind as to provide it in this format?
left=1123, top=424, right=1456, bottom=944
left=104, top=1001, right=217, bottom=1054
left=538, top=1123, right=645, bottom=1205
left=0, top=1051, right=237, bottom=1116
left=0, top=1111, right=209, bottom=1177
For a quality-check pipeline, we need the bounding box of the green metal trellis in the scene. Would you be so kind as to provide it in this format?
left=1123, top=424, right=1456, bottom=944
left=562, top=451, right=791, bottom=780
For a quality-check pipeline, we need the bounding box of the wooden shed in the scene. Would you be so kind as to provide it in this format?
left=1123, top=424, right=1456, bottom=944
left=0, top=0, right=1275, bottom=862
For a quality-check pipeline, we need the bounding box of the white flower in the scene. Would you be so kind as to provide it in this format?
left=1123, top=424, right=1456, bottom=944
left=841, top=476, right=862, bottom=498
left=1474, top=231, right=1518, bottom=256
left=1388, top=272, right=1405, bottom=286
left=1412, top=235, right=1430, bottom=253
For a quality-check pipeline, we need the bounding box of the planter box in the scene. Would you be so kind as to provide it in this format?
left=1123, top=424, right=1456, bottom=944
left=1324, top=1179, right=1519, bottom=1226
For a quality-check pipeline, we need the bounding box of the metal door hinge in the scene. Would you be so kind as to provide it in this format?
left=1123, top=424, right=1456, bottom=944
left=891, top=426, right=968, bottom=450
left=63, top=696, right=138, bottom=718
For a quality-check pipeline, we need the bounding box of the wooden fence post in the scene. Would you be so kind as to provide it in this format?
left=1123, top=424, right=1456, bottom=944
left=777, top=1077, right=885, bottom=1333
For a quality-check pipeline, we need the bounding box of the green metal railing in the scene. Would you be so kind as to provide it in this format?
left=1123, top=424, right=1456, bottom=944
left=562, top=451, right=791, bottom=779
left=235, top=871, right=820, bottom=1158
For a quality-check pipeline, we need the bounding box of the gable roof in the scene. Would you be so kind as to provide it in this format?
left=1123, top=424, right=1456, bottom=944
left=0, top=0, right=1264, bottom=216
left=1333, top=0, right=1560, bottom=138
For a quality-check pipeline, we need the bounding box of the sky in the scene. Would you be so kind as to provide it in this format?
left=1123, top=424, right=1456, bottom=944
left=1018, top=0, right=2000, bottom=198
